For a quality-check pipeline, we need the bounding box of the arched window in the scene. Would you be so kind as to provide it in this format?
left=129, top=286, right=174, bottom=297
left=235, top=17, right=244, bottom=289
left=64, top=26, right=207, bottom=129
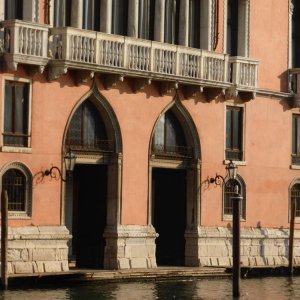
left=291, top=183, right=300, bottom=217
left=152, top=110, right=192, bottom=158
left=223, top=176, right=246, bottom=220
left=1, top=163, right=32, bottom=218
left=66, top=100, right=114, bottom=152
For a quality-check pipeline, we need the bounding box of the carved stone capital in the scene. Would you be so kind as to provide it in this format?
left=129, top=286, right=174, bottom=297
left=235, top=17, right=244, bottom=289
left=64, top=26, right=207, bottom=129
left=225, top=88, right=239, bottom=100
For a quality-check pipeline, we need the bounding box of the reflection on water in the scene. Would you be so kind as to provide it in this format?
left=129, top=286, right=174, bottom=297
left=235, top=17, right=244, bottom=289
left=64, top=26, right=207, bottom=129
left=1, top=277, right=300, bottom=299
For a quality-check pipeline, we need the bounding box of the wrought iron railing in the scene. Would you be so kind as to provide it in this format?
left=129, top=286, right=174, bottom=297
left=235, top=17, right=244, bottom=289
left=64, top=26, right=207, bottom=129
left=225, top=149, right=243, bottom=161
left=152, top=144, right=193, bottom=159
left=3, top=132, right=30, bottom=147
left=291, top=154, right=300, bottom=165
left=66, top=139, right=115, bottom=153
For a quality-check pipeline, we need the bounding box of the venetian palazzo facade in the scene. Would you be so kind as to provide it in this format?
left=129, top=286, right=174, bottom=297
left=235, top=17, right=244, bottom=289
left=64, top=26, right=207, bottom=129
left=1, top=0, right=300, bottom=274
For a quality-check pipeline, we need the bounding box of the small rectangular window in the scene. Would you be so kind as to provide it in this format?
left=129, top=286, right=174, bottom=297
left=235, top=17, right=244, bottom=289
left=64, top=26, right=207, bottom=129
left=226, top=106, right=243, bottom=161
left=292, top=114, right=300, bottom=165
left=4, top=81, right=30, bottom=147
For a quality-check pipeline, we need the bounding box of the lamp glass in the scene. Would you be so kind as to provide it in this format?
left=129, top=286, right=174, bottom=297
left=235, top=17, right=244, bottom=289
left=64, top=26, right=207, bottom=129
left=64, top=151, right=76, bottom=172
left=227, top=160, right=237, bottom=180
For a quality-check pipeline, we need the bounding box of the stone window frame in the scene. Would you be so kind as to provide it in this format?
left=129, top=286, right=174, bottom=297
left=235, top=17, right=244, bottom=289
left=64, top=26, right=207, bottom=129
left=0, top=162, right=32, bottom=219
left=222, top=174, right=246, bottom=221
left=1, top=76, right=33, bottom=154
left=0, top=0, right=38, bottom=22
left=223, top=103, right=246, bottom=165
left=223, top=0, right=250, bottom=57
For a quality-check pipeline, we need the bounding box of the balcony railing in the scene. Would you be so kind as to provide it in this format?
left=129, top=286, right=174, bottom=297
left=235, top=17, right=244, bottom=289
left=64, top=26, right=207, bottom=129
left=66, top=139, right=115, bottom=153
left=50, top=27, right=231, bottom=87
left=229, top=57, right=259, bottom=91
left=0, top=22, right=259, bottom=92
left=1, top=20, right=49, bottom=72
left=152, top=144, right=194, bottom=159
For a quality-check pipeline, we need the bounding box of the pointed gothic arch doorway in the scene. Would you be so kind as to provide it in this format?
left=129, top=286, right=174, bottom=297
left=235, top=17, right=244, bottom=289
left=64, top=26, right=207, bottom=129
left=63, top=89, right=122, bottom=269
left=149, top=98, right=201, bottom=266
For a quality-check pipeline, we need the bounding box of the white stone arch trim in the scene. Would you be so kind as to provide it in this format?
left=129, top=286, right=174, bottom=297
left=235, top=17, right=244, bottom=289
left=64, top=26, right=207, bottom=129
left=0, top=161, right=33, bottom=219
left=149, top=95, right=201, bottom=160
left=288, top=178, right=300, bottom=223
left=222, top=174, right=246, bottom=221
left=62, top=85, right=123, bottom=154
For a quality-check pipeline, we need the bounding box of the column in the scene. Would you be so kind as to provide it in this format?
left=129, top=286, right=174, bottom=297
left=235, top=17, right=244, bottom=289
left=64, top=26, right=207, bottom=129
left=128, top=0, right=138, bottom=37
left=71, top=0, right=83, bottom=29
left=237, top=0, right=249, bottom=57
left=0, top=0, right=4, bottom=21
left=178, top=0, right=189, bottom=46
left=100, top=0, right=112, bottom=33
left=200, top=0, right=212, bottom=50
left=154, top=0, right=165, bottom=42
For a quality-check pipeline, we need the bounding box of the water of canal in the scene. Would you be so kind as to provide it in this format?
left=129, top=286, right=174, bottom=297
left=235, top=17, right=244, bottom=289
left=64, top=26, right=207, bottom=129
left=1, top=276, right=300, bottom=299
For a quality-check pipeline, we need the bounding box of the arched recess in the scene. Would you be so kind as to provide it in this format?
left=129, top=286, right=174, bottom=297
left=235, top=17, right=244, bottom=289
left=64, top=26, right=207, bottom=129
left=289, top=178, right=300, bottom=222
left=148, top=95, right=201, bottom=266
left=62, top=85, right=122, bottom=269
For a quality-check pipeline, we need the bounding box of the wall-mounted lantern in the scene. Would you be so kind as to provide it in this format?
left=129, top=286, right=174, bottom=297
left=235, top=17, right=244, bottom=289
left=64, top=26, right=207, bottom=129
left=34, top=150, right=76, bottom=184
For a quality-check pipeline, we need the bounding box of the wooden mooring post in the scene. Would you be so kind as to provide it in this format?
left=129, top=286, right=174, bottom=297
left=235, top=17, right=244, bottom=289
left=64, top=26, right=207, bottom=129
left=1, top=190, right=8, bottom=289
left=289, top=198, right=296, bottom=276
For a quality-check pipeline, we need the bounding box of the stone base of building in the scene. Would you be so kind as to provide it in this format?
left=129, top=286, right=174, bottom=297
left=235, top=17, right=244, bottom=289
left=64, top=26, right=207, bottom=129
left=187, top=226, right=300, bottom=267
left=104, top=225, right=158, bottom=269
left=6, top=226, right=70, bottom=274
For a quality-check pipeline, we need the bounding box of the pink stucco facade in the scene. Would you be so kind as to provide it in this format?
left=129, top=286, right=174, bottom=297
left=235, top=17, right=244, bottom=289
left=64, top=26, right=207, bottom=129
left=1, top=0, right=300, bottom=272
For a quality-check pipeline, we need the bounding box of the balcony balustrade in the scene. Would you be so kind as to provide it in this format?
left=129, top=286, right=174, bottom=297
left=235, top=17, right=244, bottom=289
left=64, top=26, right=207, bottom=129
left=0, top=22, right=259, bottom=97
left=1, top=20, right=49, bottom=73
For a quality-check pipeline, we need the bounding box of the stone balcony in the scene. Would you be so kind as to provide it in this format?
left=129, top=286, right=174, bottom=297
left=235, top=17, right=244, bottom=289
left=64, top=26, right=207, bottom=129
left=0, top=21, right=259, bottom=100
left=1, top=20, right=50, bottom=73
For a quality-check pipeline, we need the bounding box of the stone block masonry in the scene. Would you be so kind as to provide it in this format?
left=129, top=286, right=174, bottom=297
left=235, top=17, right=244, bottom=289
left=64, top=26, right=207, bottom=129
left=3, top=226, right=71, bottom=274
left=193, top=227, right=300, bottom=268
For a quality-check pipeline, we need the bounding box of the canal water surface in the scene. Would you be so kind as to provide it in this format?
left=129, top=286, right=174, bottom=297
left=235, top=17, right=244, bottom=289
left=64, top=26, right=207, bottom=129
left=1, top=276, right=300, bottom=299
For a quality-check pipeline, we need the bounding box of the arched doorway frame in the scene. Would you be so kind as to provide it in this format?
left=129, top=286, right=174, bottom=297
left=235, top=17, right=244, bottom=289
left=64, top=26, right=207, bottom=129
left=61, top=84, right=123, bottom=268
left=148, top=94, right=201, bottom=266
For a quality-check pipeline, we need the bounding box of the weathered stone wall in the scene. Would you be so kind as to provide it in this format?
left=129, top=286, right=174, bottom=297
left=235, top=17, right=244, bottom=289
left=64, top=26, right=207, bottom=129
left=5, top=226, right=70, bottom=274
left=104, top=225, right=157, bottom=269
left=188, top=227, right=300, bottom=268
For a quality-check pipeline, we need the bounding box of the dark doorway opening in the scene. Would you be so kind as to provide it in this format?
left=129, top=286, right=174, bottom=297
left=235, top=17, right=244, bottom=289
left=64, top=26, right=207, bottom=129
left=72, top=164, right=107, bottom=269
left=152, top=168, right=187, bottom=266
